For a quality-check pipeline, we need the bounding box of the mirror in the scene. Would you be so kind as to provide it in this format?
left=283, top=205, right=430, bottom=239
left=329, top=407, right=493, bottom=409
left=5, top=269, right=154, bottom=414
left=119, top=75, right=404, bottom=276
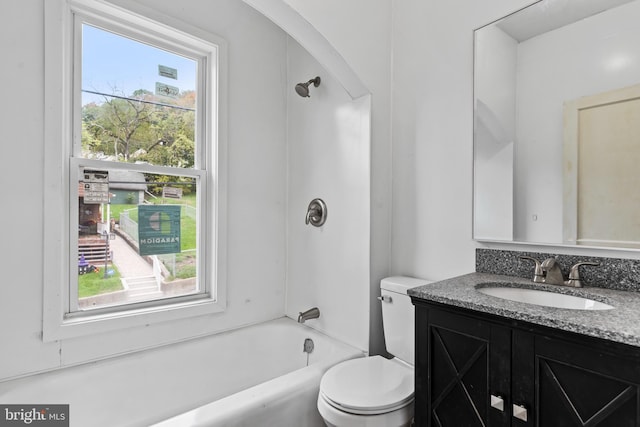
left=473, top=0, right=640, bottom=249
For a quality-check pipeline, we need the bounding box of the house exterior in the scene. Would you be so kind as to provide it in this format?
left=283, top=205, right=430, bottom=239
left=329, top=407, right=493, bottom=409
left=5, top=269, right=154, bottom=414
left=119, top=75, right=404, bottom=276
left=78, top=170, right=146, bottom=234
left=106, top=170, right=147, bottom=205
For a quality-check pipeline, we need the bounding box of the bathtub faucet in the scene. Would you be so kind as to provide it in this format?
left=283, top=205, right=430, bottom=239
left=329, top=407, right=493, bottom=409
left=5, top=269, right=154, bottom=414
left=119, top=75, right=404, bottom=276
left=298, top=307, right=320, bottom=323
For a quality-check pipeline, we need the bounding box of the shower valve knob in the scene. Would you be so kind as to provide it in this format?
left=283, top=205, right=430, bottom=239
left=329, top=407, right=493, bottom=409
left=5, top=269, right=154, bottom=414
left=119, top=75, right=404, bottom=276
left=305, top=198, right=327, bottom=227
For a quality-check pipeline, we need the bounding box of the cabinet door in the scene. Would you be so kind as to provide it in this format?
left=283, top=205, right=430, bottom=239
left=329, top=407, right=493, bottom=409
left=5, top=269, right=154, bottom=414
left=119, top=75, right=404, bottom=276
left=415, top=305, right=511, bottom=427
left=535, top=336, right=640, bottom=426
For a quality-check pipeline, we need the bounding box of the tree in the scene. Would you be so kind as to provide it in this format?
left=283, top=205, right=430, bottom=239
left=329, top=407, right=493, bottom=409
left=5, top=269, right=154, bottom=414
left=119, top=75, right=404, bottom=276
left=81, top=89, right=195, bottom=166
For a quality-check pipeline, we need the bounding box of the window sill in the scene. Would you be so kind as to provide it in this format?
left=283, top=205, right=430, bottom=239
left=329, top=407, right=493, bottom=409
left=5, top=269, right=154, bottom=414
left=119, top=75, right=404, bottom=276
left=43, top=295, right=225, bottom=342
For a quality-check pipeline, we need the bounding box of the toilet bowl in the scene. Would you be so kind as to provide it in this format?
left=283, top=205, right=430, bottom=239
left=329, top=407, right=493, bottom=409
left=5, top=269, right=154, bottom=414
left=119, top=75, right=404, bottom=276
left=317, top=276, right=430, bottom=427
left=317, top=355, right=414, bottom=427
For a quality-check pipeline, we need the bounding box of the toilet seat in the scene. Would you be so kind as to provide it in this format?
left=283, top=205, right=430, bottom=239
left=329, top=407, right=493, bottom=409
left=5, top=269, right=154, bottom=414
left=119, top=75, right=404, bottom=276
left=319, top=355, right=414, bottom=415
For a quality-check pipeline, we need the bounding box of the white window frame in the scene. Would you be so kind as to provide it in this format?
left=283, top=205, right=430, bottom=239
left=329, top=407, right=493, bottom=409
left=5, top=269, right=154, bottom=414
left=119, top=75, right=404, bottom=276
left=43, top=0, right=228, bottom=341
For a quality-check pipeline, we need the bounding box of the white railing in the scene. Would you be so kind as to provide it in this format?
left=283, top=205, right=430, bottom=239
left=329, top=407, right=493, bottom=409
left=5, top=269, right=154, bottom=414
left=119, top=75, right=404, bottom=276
left=119, top=210, right=139, bottom=244
left=151, top=255, right=163, bottom=287
left=183, top=205, right=196, bottom=220
left=157, top=250, right=196, bottom=279
left=157, top=253, right=176, bottom=277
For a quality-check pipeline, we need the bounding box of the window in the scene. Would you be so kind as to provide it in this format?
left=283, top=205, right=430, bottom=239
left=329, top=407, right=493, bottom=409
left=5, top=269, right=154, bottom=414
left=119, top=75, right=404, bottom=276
left=43, top=0, right=227, bottom=340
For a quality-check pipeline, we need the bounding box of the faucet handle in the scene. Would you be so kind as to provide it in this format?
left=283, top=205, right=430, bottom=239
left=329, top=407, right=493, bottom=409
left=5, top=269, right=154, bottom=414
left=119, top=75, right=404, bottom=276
left=565, top=261, right=599, bottom=287
left=519, top=256, right=544, bottom=283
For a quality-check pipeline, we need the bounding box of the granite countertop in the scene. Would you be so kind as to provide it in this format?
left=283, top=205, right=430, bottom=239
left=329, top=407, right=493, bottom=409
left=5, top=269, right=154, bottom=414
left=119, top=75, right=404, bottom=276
left=408, top=272, right=640, bottom=348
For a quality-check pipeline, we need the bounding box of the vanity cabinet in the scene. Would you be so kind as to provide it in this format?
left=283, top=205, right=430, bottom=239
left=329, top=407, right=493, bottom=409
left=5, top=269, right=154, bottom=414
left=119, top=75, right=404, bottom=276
left=413, top=300, right=640, bottom=427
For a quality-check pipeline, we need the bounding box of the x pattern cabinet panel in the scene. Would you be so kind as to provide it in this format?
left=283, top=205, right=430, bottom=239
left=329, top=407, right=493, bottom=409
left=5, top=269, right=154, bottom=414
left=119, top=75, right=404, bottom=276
left=414, top=301, right=640, bottom=427
left=430, top=324, right=489, bottom=426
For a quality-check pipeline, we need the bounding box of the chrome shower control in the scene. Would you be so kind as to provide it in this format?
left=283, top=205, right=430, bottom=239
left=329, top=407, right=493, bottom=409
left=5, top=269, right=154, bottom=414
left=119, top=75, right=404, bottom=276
left=305, top=198, right=327, bottom=227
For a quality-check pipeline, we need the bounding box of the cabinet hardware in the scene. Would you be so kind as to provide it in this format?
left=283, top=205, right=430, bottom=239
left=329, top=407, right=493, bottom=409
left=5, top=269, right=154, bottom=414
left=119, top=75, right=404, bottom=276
left=490, top=395, right=504, bottom=412
left=513, top=404, right=528, bottom=422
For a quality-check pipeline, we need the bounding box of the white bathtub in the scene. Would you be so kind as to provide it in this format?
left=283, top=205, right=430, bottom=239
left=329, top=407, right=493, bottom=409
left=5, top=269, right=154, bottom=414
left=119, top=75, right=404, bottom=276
left=154, top=318, right=364, bottom=427
left=0, top=317, right=363, bottom=427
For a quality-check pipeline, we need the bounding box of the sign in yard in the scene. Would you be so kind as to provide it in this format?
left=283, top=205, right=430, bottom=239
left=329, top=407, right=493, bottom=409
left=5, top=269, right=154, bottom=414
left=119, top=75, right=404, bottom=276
left=82, top=169, right=110, bottom=204
left=138, top=205, right=181, bottom=256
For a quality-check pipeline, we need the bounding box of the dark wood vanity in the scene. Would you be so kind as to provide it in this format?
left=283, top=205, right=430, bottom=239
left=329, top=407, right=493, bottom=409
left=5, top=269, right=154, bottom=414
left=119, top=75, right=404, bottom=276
left=412, top=298, right=640, bottom=427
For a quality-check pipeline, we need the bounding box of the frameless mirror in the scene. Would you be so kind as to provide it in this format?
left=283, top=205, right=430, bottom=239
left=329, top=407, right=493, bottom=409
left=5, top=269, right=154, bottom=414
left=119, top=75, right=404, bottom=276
left=473, top=0, right=640, bottom=249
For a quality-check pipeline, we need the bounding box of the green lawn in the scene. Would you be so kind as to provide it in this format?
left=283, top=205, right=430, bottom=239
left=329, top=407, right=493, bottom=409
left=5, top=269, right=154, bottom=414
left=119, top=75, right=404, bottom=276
left=109, top=204, right=134, bottom=224
left=78, top=264, right=123, bottom=298
left=174, top=252, right=196, bottom=279
left=158, top=194, right=197, bottom=250
left=178, top=211, right=196, bottom=250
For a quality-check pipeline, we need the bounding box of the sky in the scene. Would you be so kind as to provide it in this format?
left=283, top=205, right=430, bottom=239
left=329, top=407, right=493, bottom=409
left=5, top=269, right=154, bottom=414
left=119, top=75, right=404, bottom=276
left=82, top=23, right=197, bottom=105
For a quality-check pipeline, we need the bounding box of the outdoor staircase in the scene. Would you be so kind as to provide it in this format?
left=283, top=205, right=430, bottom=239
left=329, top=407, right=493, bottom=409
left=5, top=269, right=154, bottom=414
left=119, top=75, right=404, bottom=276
left=78, top=239, right=111, bottom=265
left=121, top=276, right=163, bottom=302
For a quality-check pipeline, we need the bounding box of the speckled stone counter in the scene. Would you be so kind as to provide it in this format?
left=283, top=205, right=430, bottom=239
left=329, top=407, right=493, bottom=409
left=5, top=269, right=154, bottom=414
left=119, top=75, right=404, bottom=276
left=408, top=272, right=640, bottom=348
left=476, top=248, right=640, bottom=292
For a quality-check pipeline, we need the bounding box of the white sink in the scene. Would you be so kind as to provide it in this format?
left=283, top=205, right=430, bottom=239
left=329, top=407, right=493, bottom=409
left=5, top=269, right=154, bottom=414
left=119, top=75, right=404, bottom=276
left=477, top=286, right=614, bottom=310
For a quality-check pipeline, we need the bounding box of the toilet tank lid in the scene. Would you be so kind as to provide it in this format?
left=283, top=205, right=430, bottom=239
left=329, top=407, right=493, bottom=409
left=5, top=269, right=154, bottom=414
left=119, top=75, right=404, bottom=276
left=381, top=276, right=432, bottom=294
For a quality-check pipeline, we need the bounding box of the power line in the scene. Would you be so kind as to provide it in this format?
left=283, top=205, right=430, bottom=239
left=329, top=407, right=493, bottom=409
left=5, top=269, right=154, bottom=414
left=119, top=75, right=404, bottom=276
left=82, top=89, right=196, bottom=112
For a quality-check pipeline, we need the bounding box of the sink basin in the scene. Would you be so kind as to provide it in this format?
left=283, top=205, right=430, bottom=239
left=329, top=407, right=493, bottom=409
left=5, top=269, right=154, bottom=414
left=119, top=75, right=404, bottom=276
left=477, top=286, right=614, bottom=310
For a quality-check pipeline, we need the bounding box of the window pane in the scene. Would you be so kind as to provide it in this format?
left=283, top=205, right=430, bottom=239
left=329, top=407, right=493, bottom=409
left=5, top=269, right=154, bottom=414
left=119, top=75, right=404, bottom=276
left=78, top=168, right=199, bottom=310
left=81, top=24, right=196, bottom=167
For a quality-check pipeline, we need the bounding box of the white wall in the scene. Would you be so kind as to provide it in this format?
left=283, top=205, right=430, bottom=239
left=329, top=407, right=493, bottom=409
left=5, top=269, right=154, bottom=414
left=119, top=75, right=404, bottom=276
left=1, top=0, right=289, bottom=380
left=390, top=0, right=534, bottom=280
left=0, top=0, right=62, bottom=378
left=285, top=39, right=370, bottom=352
left=236, top=0, right=394, bottom=356
left=280, top=0, right=393, bottom=355
left=514, top=1, right=640, bottom=243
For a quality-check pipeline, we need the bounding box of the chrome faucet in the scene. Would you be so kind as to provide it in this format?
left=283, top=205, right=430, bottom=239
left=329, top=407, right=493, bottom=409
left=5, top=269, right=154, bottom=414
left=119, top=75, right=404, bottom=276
left=540, top=258, right=565, bottom=285
left=297, top=307, right=320, bottom=323
left=523, top=256, right=599, bottom=287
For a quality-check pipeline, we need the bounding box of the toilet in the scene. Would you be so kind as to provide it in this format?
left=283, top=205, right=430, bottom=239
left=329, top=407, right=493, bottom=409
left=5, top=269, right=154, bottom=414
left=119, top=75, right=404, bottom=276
left=317, top=276, right=430, bottom=427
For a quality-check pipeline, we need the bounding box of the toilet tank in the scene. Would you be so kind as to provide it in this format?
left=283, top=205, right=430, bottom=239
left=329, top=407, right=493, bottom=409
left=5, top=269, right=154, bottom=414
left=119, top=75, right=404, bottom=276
left=381, top=276, right=431, bottom=365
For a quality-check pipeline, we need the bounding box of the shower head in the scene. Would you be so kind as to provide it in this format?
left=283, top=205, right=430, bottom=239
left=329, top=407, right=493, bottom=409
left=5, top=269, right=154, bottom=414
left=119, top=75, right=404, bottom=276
left=295, top=76, right=321, bottom=97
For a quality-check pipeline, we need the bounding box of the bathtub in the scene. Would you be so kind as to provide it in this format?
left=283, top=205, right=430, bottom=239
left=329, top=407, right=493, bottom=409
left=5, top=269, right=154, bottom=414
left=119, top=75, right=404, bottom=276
left=153, top=318, right=364, bottom=426
left=0, top=317, right=363, bottom=427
